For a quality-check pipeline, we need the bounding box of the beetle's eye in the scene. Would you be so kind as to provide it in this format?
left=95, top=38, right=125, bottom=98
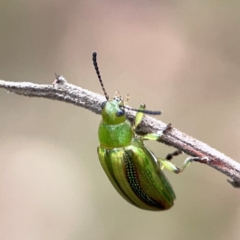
left=101, top=101, right=107, bottom=109
left=116, top=108, right=125, bottom=117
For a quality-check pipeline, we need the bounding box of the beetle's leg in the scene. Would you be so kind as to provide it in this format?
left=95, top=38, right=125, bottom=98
left=134, top=104, right=171, bottom=136
left=134, top=104, right=146, bottom=129
left=135, top=106, right=207, bottom=173
left=142, top=123, right=172, bottom=141
left=158, top=150, right=183, bottom=170
left=165, top=150, right=182, bottom=161
left=158, top=157, right=206, bottom=174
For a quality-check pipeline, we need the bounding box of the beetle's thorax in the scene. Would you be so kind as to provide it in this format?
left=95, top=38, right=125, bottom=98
left=98, top=120, right=134, bottom=148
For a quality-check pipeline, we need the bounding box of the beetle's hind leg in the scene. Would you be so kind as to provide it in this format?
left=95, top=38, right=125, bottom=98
left=158, top=156, right=208, bottom=174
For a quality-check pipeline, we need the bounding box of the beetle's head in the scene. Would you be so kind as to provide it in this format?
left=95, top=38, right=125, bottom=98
left=101, top=93, right=127, bottom=124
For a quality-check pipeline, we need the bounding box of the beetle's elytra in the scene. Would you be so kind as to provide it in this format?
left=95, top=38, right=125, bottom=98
left=93, top=52, right=196, bottom=211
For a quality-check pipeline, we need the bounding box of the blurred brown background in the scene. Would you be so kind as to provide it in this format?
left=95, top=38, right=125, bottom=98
left=0, top=1, right=240, bottom=240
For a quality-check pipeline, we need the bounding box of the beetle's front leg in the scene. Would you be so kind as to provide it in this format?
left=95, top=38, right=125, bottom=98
left=133, top=103, right=146, bottom=129
left=134, top=102, right=172, bottom=136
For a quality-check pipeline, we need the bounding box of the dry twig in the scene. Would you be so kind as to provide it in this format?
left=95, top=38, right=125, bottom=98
left=0, top=77, right=240, bottom=187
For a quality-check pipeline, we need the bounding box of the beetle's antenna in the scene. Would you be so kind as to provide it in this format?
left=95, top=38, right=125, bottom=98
left=124, top=106, right=161, bottom=115
left=92, top=52, right=109, bottom=100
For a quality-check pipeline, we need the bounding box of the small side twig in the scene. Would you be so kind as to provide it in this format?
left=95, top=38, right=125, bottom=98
left=0, top=77, right=240, bottom=187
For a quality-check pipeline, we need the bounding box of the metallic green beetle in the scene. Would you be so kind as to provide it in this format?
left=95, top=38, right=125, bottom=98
left=93, top=52, right=196, bottom=211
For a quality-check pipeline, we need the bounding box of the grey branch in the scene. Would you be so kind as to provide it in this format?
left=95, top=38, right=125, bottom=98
left=0, top=77, right=240, bottom=188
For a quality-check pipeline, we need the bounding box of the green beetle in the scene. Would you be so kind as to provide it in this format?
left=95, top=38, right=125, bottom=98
left=93, top=52, right=196, bottom=211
